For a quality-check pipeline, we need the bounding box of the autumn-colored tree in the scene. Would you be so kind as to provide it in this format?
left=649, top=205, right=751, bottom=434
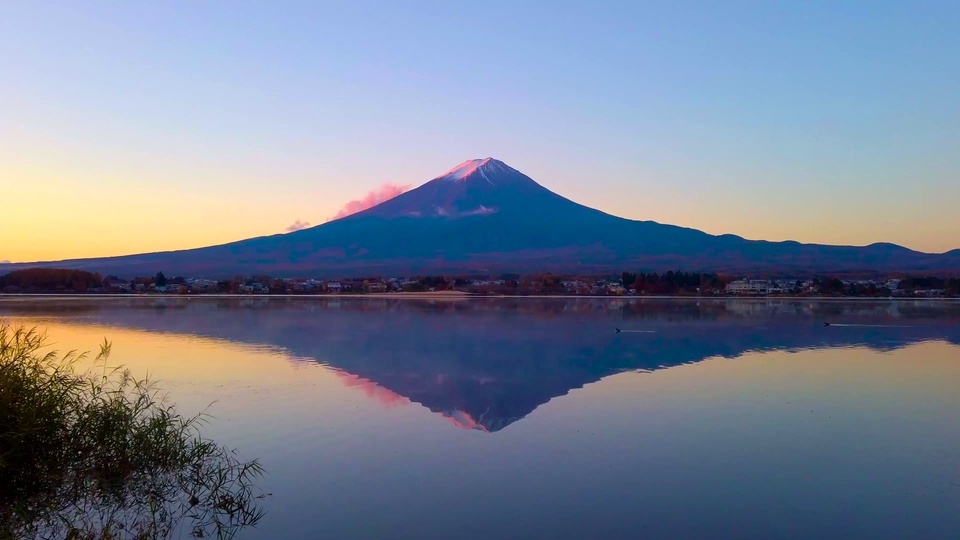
left=0, top=268, right=103, bottom=293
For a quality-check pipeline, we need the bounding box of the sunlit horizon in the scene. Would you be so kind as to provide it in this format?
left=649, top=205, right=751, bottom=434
left=2, top=2, right=959, bottom=263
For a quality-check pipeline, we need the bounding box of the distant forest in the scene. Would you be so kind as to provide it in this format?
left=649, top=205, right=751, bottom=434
left=0, top=269, right=104, bottom=293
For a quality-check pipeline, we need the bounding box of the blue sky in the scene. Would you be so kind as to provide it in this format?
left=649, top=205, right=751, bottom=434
left=1, top=1, right=958, bottom=261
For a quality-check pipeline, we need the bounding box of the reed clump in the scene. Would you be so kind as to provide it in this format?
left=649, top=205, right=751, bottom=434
left=0, top=323, right=267, bottom=539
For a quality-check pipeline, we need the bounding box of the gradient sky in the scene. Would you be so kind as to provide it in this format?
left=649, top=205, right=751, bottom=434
left=2, top=1, right=958, bottom=262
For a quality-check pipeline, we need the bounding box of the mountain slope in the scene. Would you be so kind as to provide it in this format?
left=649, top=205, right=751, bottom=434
left=3, top=158, right=959, bottom=277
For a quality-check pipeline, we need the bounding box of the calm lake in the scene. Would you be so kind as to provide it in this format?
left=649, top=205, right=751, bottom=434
left=2, top=297, right=960, bottom=539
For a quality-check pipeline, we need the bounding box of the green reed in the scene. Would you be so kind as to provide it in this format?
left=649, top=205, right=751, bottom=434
left=0, top=323, right=267, bottom=539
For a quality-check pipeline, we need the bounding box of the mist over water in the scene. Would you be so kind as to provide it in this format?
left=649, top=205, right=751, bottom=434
left=2, top=297, right=959, bottom=539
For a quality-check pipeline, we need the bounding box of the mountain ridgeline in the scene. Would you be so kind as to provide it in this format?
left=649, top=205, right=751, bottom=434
left=4, top=158, right=959, bottom=277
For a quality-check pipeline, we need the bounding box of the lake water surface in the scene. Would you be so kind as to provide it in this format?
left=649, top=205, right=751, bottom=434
left=2, top=297, right=960, bottom=539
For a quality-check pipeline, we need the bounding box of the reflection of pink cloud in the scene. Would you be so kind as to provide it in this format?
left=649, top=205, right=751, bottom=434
left=285, top=219, right=311, bottom=232
left=332, top=183, right=410, bottom=220
left=335, top=371, right=409, bottom=408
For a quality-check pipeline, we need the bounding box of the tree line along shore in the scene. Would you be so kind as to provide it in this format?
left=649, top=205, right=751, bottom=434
left=2, top=268, right=958, bottom=298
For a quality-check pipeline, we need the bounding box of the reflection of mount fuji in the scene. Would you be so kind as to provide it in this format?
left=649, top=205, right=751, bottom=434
left=5, top=298, right=960, bottom=432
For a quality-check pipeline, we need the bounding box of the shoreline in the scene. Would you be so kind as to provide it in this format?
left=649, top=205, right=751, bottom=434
left=0, top=293, right=958, bottom=302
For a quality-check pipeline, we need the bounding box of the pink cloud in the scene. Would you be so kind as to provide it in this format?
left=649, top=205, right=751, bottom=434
left=286, top=219, right=311, bottom=232
left=333, top=183, right=410, bottom=220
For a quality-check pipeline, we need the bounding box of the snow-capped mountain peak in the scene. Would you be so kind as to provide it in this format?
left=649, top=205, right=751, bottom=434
left=339, top=157, right=556, bottom=220
left=435, top=158, right=515, bottom=184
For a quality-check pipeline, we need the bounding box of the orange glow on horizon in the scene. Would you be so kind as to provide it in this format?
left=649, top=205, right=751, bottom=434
left=2, top=160, right=958, bottom=264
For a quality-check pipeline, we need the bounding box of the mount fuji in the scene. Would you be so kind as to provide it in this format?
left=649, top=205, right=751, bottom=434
left=4, top=158, right=959, bottom=277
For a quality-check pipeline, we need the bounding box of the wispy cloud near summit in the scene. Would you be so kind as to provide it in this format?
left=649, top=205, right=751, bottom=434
left=332, top=183, right=410, bottom=220
left=285, top=219, right=311, bottom=232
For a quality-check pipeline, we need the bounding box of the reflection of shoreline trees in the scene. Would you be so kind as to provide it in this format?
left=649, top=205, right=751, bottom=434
left=5, top=296, right=957, bottom=322
left=0, top=324, right=267, bottom=540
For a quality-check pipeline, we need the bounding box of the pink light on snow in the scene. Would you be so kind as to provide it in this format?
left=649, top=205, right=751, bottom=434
left=335, top=371, right=410, bottom=408
left=333, top=183, right=410, bottom=219
left=437, top=158, right=493, bottom=181
left=443, top=410, right=490, bottom=432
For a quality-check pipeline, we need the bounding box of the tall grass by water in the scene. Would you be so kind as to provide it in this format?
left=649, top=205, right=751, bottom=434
left=0, top=323, right=267, bottom=539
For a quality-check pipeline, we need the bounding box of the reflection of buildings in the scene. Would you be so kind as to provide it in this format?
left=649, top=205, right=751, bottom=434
left=724, top=299, right=794, bottom=316
left=2, top=298, right=959, bottom=433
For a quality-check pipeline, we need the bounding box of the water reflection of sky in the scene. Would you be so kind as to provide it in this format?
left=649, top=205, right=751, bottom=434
left=2, top=298, right=959, bottom=539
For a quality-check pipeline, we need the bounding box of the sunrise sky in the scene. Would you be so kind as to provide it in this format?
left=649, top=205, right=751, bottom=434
left=2, top=1, right=958, bottom=263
